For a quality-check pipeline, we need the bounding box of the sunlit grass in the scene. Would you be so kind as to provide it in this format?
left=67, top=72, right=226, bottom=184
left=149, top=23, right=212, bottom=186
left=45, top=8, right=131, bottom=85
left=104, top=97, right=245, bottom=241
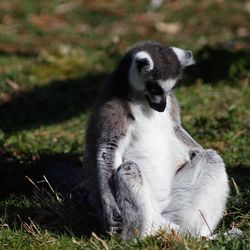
left=0, top=0, right=249, bottom=248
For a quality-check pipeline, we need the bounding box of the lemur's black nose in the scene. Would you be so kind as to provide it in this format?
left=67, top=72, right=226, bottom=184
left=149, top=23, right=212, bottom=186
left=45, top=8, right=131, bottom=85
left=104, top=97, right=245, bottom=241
left=185, top=50, right=192, bottom=59
left=146, top=81, right=164, bottom=95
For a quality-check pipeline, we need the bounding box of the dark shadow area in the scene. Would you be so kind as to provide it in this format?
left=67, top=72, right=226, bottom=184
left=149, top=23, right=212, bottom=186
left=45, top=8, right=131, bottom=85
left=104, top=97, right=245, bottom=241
left=0, top=44, right=250, bottom=237
left=184, top=45, right=250, bottom=83
left=1, top=46, right=250, bottom=133
left=0, top=200, right=101, bottom=237
left=227, top=167, right=250, bottom=192
left=0, top=153, right=84, bottom=198
left=0, top=45, right=38, bottom=57
left=0, top=153, right=102, bottom=236
left=0, top=73, right=107, bottom=133
left=223, top=167, right=250, bottom=229
left=0, top=153, right=249, bottom=237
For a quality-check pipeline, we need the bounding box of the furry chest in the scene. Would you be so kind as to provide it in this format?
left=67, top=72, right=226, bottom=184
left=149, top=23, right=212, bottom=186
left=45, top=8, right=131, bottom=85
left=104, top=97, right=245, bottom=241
left=123, top=110, right=177, bottom=202
left=119, top=105, right=190, bottom=208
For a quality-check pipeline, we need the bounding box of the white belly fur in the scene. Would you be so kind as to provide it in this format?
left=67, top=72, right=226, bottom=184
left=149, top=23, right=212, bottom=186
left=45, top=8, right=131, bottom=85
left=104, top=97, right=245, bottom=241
left=120, top=102, right=190, bottom=211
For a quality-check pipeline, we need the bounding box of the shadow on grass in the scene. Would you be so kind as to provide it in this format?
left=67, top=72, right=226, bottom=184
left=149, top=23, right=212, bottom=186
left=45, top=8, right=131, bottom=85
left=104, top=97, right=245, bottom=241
left=0, top=73, right=106, bottom=133
left=184, top=45, right=250, bottom=83
left=0, top=153, right=102, bottom=236
left=0, top=153, right=84, bottom=198
left=0, top=153, right=249, bottom=237
left=0, top=44, right=250, bottom=237
left=1, top=45, right=249, bottom=133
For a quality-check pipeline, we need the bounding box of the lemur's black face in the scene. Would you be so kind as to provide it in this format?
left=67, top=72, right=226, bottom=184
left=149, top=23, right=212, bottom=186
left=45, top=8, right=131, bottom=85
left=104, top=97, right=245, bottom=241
left=128, top=42, right=194, bottom=112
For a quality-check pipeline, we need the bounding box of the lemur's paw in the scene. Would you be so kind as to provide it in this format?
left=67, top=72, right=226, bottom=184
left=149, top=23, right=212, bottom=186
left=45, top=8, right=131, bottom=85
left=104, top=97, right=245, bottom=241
left=105, top=204, right=123, bottom=235
left=189, top=149, right=202, bottom=161
left=109, top=224, right=123, bottom=235
left=189, top=149, right=224, bottom=167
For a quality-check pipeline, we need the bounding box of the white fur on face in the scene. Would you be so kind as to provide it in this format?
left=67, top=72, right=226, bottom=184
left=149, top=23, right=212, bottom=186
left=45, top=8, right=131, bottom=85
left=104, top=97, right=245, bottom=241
left=129, top=51, right=154, bottom=91
left=171, top=47, right=195, bottom=67
left=135, top=51, right=154, bottom=71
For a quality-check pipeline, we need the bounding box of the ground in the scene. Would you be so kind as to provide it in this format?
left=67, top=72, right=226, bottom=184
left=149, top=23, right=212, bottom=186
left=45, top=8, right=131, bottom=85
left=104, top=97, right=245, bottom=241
left=0, top=0, right=249, bottom=249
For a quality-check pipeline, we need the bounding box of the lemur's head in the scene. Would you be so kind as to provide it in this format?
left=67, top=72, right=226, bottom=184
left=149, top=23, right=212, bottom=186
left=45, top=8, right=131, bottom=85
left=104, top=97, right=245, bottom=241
left=128, top=41, right=194, bottom=112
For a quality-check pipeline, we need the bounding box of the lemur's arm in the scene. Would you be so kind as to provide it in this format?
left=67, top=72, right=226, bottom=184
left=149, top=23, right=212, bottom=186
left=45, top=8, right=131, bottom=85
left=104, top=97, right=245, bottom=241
left=174, top=126, right=202, bottom=149
left=97, top=141, right=122, bottom=234
left=168, top=92, right=203, bottom=151
left=96, top=100, right=129, bottom=234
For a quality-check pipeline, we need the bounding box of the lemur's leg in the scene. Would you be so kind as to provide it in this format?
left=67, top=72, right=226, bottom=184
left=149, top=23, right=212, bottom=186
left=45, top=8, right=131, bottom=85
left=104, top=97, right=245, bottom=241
left=163, top=149, right=229, bottom=237
left=114, top=161, right=167, bottom=240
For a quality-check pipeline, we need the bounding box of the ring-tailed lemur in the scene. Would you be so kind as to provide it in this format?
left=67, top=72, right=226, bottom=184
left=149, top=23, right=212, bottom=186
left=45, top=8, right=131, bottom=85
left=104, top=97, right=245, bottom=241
left=82, top=41, right=229, bottom=240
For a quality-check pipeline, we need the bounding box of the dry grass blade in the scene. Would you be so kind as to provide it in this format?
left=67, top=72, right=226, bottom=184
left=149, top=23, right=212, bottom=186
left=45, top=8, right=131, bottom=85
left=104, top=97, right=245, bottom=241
left=25, top=176, right=67, bottom=227
left=17, top=215, right=40, bottom=239
left=156, top=229, right=183, bottom=249
left=91, top=232, right=109, bottom=250
left=199, top=209, right=213, bottom=236
left=231, top=178, right=241, bottom=196
left=42, top=175, right=63, bottom=203
left=25, top=175, right=41, bottom=192
left=5, top=78, right=20, bottom=91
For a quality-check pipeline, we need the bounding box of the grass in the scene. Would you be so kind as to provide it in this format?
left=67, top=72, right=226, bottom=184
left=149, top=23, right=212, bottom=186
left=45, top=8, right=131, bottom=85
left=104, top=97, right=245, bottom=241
left=0, top=0, right=249, bottom=249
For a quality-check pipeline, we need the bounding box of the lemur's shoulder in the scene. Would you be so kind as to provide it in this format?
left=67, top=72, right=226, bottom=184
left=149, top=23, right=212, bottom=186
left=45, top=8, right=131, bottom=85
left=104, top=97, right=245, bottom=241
left=87, top=98, right=133, bottom=144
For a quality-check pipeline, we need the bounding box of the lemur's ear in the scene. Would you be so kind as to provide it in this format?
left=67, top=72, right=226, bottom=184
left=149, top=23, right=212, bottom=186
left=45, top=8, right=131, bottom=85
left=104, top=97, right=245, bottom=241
left=171, top=47, right=195, bottom=68
left=135, top=51, right=154, bottom=73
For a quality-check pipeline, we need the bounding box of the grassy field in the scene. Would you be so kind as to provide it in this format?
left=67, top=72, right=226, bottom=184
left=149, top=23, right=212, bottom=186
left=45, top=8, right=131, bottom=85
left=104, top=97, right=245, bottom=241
left=0, top=0, right=250, bottom=249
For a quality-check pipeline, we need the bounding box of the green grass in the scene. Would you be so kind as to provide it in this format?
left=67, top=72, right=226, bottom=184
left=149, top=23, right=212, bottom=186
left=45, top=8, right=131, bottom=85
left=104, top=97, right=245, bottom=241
left=0, top=0, right=249, bottom=249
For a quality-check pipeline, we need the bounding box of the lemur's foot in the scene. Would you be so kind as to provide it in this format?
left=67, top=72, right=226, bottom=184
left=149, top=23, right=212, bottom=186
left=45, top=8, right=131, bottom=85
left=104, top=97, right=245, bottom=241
left=105, top=203, right=123, bottom=235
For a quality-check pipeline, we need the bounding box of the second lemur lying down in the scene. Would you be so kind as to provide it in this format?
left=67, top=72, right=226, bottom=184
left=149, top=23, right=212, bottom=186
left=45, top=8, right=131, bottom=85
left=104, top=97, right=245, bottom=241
left=82, top=41, right=229, bottom=239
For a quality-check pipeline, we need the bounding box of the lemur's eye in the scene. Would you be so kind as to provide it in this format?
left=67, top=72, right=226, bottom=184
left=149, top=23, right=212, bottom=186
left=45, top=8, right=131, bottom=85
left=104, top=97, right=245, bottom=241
left=136, top=58, right=150, bottom=72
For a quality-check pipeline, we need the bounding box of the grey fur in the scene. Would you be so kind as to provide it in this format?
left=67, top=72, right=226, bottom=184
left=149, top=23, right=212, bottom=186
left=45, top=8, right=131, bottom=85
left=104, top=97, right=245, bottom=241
left=116, top=149, right=227, bottom=239
left=114, top=161, right=144, bottom=239
left=82, top=99, right=131, bottom=233
left=81, top=41, right=229, bottom=238
left=168, top=91, right=202, bottom=150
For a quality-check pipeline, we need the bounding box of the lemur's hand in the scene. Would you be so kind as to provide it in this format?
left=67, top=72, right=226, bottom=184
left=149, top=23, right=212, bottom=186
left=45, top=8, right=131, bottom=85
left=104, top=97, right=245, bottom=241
left=189, top=148, right=203, bottom=161
left=103, top=195, right=122, bottom=234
